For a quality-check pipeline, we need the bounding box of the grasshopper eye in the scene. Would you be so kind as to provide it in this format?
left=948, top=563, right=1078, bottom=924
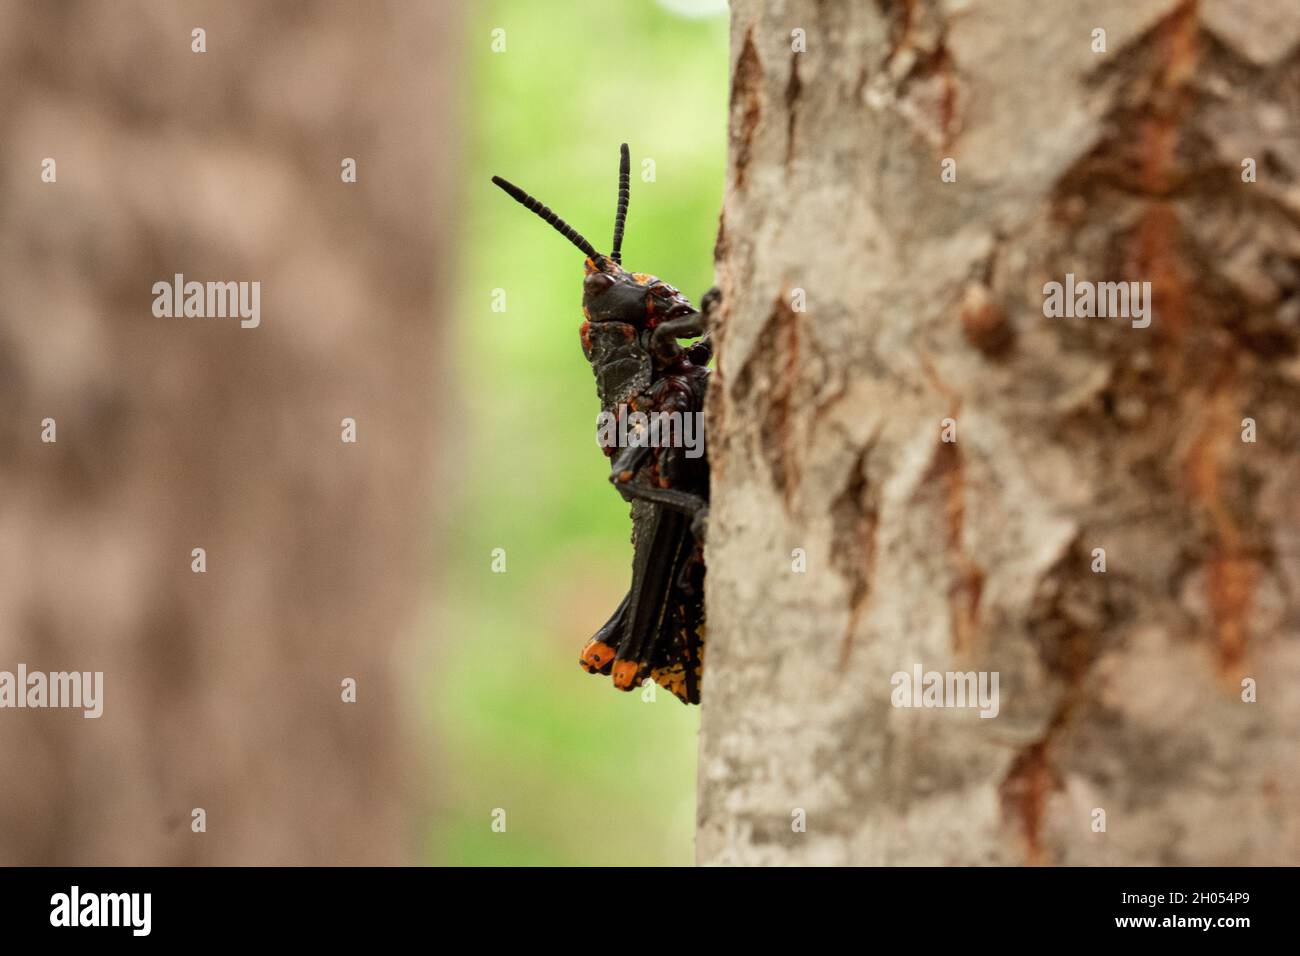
left=585, top=273, right=615, bottom=295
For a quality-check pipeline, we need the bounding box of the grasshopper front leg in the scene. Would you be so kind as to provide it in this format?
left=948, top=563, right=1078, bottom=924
left=650, top=310, right=707, bottom=365
left=609, top=443, right=708, bottom=525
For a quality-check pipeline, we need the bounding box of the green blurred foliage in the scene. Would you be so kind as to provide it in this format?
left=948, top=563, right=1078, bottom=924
left=430, top=0, right=728, bottom=865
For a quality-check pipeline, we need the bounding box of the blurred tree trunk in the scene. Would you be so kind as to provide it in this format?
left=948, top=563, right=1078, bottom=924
left=0, top=0, right=457, bottom=864
left=699, top=0, right=1300, bottom=865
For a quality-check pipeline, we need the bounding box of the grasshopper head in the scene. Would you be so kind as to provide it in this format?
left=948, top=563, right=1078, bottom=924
left=492, top=143, right=696, bottom=381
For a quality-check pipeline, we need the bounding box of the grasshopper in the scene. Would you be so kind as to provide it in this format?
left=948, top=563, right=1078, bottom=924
left=492, top=144, right=714, bottom=704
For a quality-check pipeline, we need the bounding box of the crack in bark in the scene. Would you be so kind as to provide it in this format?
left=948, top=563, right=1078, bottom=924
left=877, top=0, right=961, bottom=147
left=1056, top=0, right=1264, bottom=677
left=767, top=292, right=802, bottom=508
left=731, top=26, right=763, bottom=191
left=999, top=548, right=1103, bottom=865
left=924, top=434, right=984, bottom=657
left=919, top=355, right=983, bottom=656
left=1136, top=1, right=1258, bottom=675
left=833, top=441, right=881, bottom=668
left=1184, top=367, right=1255, bottom=675
left=784, top=51, right=802, bottom=169
left=728, top=290, right=802, bottom=508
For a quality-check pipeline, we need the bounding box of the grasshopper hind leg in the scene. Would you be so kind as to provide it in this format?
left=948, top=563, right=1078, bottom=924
left=648, top=549, right=705, bottom=704
left=579, top=591, right=628, bottom=675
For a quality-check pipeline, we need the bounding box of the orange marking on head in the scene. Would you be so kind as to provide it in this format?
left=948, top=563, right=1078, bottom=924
left=586, top=256, right=628, bottom=277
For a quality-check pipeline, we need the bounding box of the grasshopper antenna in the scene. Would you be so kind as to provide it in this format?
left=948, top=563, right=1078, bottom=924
left=610, top=143, right=631, bottom=265
left=491, top=175, right=599, bottom=260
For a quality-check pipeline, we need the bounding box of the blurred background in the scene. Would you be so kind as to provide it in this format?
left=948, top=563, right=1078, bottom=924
left=434, top=0, right=727, bottom=865
left=0, top=0, right=726, bottom=866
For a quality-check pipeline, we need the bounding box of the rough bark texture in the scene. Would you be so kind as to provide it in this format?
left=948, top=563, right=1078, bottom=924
left=699, top=0, right=1300, bottom=865
left=0, top=0, right=455, bottom=864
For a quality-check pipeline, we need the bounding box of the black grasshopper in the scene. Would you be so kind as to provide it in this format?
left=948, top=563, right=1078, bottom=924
left=492, top=144, right=714, bottom=704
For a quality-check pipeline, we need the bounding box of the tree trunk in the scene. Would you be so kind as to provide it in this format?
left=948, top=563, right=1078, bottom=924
left=0, top=0, right=455, bottom=864
left=699, top=0, right=1300, bottom=866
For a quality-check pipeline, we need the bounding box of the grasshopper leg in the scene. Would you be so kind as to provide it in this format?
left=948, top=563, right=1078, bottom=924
left=579, top=591, right=627, bottom=675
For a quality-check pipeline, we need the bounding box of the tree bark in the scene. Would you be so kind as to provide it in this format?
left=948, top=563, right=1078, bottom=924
left=699, top=0, right=1300, bottom=865
left=0, top=0, right=455, bottom=864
